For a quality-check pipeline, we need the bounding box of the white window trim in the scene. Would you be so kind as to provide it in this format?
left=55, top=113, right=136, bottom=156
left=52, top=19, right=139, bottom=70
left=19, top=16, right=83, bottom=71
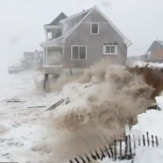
left=71, top=45, right=87, bottom=60
left=90, top=23, right=99, bottom=34
left=103, top=45, right=118, bottom=55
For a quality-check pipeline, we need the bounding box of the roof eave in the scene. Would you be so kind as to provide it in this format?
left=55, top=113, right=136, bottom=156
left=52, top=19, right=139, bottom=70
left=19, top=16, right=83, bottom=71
left=44, top=25, right=60, bottom=30
left=124, top=39, right=132, bottom=47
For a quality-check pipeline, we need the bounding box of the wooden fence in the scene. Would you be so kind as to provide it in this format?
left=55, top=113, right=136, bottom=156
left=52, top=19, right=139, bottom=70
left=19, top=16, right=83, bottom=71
left=69, top=132, right=162, bottom=163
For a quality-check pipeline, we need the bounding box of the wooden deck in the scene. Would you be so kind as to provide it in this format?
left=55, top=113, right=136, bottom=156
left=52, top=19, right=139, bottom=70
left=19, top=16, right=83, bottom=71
left=43, top=65, right=63, bottom=74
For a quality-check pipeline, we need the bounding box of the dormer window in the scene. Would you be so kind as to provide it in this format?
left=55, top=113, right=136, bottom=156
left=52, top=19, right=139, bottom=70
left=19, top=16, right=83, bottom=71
left=90, top=23, right=99, bottom=34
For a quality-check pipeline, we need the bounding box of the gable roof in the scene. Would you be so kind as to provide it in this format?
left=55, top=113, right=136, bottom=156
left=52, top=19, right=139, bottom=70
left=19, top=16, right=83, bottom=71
left=148, top=40, right=163, bottom=51
left=45, top=12, right=67, bottom=26
left=41, top=6, right=132, bottom=47
left=60, top=8, right=92, bottom=35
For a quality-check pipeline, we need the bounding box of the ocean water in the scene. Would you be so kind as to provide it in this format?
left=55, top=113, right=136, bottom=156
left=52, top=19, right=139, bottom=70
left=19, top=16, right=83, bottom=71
left=0, top=68, right=35, bottom=101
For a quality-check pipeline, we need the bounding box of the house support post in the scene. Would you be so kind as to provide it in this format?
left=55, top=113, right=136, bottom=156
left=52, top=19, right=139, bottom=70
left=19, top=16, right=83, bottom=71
left=43, top=73, right=49, bottom=91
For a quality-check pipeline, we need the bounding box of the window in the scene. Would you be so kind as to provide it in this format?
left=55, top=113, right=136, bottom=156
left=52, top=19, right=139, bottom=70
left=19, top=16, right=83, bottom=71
left=103, top=42, right=118, bottom=55
left=47, top=32, right=52, bottom=39
left=71, top=45, right=87, bottom=60
left=91, top=23, right=99, bottom=34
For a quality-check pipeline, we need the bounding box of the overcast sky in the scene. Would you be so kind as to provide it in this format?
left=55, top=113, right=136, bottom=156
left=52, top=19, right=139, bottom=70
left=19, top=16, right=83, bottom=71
left=0, top=0, right=163, bottom=71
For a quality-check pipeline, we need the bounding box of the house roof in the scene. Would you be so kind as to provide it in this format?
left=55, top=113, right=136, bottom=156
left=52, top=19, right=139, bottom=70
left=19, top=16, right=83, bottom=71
left=148, top=40, right=163, bottom=51
left=157, top=41, right=163, bottom=47
left=41, top=6, right=132, bottom=47
left=45, top=12, right=67, bottom=26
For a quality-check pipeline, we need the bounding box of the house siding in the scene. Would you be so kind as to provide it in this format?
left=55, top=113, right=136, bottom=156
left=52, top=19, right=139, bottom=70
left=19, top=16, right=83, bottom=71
left=63, top=9, right=127, bottom=68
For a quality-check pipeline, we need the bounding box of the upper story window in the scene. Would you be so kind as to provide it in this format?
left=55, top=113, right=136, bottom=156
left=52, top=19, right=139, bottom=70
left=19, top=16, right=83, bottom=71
left=90, top=23, right=99, bottom=34
left=71, top=45, right=87, bottom=60
left=47, top=32, right=52, bottom=40
left=103, top=42, right=118, bottom=55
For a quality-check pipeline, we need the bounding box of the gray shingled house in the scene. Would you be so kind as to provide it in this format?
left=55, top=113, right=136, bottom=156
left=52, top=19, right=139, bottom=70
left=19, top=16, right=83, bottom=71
left=41, top=6, right=131, bottom=86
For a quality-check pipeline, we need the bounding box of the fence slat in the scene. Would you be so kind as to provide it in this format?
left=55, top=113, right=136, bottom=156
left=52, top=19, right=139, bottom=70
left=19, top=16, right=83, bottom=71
left=124, top=135, right=128, bottom=158
left=155, top=136, right=159, bottom=147
left=95, top=150, right=100, bottom=160
left=133, top=135, right=136, bottom=150
left=79, top=156, right=87, bottom=163
left=104, top=145, right=111, bottom=158
left=143, top=135, right=146, bottom=146
left=85, top=154, right=91, bottom=162
left=90, top=152, right=97, bottom=160
left=114, top=137, right=117, bottom=160
left=74, top=157, right=80, bottom=163
left=109, top=144, right=114, bottom=158
left=146, top=132, right=150, bottom=146
left=138, top=135, right=141, bottom=146
left=151, top=135, right=154, bottom=147
left=100, top=148, right=105, bottom=160
left=129, top=135, right=132, bottom=156
left=119, top=139, right=122, bottom=159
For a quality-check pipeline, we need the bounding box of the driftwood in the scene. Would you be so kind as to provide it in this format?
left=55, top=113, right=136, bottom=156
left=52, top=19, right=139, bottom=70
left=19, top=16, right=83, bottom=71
left=84, top=82, right=98, bottom=88
left=47, top=99, right=65, bottom=111
left=84, top=84, right=94, bottom=88
left=27, top=105, right=46, bottom=109
left=7, top=99, right=26, bottom=103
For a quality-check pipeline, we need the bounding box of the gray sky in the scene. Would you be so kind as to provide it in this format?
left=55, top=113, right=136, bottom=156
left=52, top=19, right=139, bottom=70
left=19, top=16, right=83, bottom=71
left=0, top=0, right=163, bottom=71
